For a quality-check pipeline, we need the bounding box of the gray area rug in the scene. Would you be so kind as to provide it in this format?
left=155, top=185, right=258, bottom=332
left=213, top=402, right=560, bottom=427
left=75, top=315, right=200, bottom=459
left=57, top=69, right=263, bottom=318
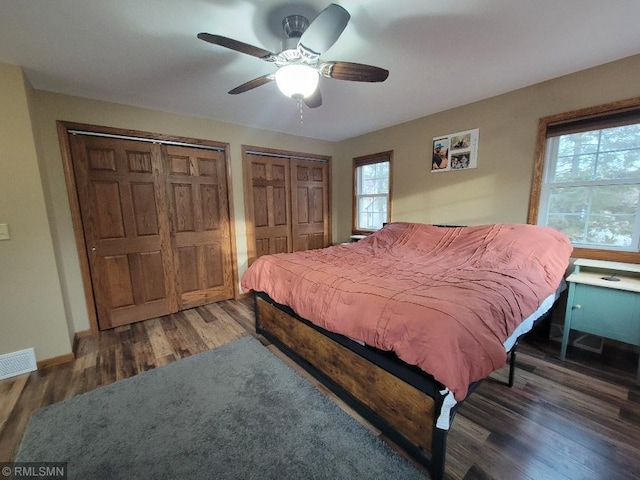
left=17, top=336, right=425, bottom=479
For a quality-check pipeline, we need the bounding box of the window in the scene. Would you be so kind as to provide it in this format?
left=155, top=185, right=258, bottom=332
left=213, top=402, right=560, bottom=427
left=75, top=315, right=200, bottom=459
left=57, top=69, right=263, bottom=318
left=529, top=98, right=640, bottom=262
left=353, top=151, right=392, bottom=233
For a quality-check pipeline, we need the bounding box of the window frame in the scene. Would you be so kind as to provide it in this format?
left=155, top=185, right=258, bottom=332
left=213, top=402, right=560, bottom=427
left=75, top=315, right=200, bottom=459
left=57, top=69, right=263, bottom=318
left=528, top=96, right=640, bottom=263
left=352, top=151, right=393, bottom=235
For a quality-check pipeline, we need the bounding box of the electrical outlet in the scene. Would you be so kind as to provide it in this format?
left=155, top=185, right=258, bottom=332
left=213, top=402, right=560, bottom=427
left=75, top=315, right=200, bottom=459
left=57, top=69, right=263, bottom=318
left=0, top=224, right=10, bottom=240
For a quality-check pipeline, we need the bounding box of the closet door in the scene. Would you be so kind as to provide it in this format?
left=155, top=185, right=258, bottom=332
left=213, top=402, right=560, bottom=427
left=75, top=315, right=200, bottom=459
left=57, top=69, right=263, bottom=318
left=246, top=153, right=291, bottom=259
left=291, top=159, right=330, bottom=251
left=70, top=136, right=177, bottom=329
left=165, top=146, right=234, bottom=309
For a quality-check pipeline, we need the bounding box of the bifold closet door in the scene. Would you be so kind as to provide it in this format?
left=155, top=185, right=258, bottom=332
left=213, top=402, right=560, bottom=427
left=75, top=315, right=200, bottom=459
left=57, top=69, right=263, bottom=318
left=70, top=135, right=235, bottom=330
left=246, top=154, right=292, bottom=257
left=165, top=145, right=234, bottom=309
left=70, top=135, right=177, bottom=329
left=290, top=159, right=330, bottom=252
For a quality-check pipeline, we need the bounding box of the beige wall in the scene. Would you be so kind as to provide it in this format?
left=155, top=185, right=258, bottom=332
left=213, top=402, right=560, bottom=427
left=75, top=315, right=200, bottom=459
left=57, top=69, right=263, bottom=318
left=30, top=90, right=337, bottom=335
left=333, top=54, right=640, bottom=242
left=0, top=63, right=71, bottom=361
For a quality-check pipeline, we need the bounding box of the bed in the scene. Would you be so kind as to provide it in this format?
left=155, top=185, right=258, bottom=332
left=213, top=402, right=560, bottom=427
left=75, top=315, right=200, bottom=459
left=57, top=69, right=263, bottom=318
left=241, top=222, right=572, bottom=479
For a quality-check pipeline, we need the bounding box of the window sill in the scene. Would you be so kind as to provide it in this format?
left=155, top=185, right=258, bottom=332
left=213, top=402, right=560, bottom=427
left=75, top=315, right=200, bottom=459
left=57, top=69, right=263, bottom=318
left=571, top=247, right=640, bottom=265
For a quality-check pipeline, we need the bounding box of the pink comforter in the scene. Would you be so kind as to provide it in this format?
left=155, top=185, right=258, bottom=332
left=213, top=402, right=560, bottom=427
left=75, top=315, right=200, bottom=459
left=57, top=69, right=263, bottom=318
left=241, top=223, right=572, bottom=400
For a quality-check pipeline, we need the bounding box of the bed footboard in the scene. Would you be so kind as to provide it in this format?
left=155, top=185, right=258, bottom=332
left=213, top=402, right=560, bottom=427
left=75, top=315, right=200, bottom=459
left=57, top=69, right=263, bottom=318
left=255, top=293, right=455, bottom=480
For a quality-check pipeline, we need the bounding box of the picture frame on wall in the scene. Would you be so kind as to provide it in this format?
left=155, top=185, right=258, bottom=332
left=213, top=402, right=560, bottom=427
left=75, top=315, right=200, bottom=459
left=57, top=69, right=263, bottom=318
left=431, top=128, right=479, bottom=172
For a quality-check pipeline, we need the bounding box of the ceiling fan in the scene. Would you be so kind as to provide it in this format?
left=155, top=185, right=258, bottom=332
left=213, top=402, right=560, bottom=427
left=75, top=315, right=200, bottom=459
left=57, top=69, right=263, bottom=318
left=197, top=3, right=389, bottom=108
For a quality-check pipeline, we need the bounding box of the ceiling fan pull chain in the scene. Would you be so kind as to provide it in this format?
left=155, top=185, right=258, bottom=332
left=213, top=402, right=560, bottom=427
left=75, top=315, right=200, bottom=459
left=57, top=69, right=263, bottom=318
left=298, top=98, right=304, bottom=124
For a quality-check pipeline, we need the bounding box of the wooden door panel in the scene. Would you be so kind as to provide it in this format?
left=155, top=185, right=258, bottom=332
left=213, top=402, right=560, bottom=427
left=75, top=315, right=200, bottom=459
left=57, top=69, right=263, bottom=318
left=137, top=251, right=167, bottom=301
left=296, top=187, right=309, bottom=223
left=312, top=187, right=324, bottom=222
left=246, top=154, right=291, bottom=260
left=291, top=160, right=329, bottom=252
left=166, top=146, right=234, bottom=309
left=274, top=237, right=289, bottom=253
left=294, top=233, right=326, bottom=252
left=255, top=236, right=289, bottom=257
left=98, top=251, right=169, bottom=326
left=201, top=184, right=221, bottom=229
left=176, top=244, right=223, bottom=291
left=88, top=148, right=117, bottom=171
left=101, top=251, right=166, bottom=306
left=177, top=246, right=199, bottom=293
left=92, top=182, right=126, bottom=238
left=70, top=135, right=176, bottom=329
left=198, top=157, right=219, bottom=178
left=253, top=186, right=269, bottom=227
left=102, top=255, right=135, bottom=308
left=127, top=151, right=152, bottom=173
left=203, top=244, right=225, bottom=288
left=130, top=183, right=160, bottom=236
left=273, top=186, right=288, bottom=225
left=171, top=183, right=195, bottom=232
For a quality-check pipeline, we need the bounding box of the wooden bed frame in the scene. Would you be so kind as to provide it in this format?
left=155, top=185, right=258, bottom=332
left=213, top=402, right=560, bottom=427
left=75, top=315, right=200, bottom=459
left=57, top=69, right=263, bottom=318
left=254, top=290, right=557, bottom=479
left=255, top=291, right=480, bottom=480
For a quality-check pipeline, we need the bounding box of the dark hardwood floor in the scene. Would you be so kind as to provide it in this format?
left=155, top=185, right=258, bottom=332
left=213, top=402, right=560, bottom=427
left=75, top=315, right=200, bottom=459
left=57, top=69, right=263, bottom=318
left=1, top=297, right=639, bottom=479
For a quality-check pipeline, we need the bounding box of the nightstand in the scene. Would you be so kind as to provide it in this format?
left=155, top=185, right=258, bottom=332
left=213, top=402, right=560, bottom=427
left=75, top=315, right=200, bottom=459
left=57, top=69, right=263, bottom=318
left=561, top=259, right=640, bottom=382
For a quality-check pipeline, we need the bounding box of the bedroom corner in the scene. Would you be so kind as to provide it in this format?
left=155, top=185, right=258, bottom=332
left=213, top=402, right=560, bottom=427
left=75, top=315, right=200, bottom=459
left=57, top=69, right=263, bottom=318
left=0, top=62, right=72, bottom=368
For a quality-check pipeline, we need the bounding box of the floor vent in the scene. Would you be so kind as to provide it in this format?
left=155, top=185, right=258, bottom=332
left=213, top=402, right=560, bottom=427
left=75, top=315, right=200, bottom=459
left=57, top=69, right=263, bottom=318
left=0, top=348, right=37, bottom=380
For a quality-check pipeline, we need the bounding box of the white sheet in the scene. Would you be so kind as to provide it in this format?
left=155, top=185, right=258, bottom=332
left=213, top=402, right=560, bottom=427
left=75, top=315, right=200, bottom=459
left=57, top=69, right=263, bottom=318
left=503, top=280, right=566, bottom=352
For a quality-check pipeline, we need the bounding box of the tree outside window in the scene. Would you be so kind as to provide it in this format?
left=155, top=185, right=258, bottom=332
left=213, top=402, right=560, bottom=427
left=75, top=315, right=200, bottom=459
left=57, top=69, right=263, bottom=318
left=353, top=152, right=392, bottom=233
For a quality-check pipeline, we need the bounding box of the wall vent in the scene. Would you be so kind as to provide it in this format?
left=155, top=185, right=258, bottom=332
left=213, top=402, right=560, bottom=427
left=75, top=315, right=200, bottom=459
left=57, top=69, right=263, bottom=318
left=0, top=348, right=37, bottom=380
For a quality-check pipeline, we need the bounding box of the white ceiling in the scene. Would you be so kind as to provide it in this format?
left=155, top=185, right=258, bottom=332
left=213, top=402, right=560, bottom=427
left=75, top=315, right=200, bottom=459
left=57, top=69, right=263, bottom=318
left=1, top=0, right=639, bottom=142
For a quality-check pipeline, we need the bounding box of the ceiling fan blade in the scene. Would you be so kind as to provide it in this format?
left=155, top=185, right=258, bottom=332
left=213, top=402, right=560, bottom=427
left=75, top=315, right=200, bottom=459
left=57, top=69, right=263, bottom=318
left=304, top=89, right=322, bottom=109
left=319, top=61, right=389, bottom=82
left=228, top=75, right=274, bottom=95
left=298, top=4, right=350, bottom=57
left=197, top=33, right=275, bottom=61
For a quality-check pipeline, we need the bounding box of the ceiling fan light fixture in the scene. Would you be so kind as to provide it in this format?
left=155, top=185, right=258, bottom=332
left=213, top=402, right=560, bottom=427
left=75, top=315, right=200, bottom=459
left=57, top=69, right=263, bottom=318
left=198, top=3, right=388, bottom=105
left=275, top=64, right=319, bottom=99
